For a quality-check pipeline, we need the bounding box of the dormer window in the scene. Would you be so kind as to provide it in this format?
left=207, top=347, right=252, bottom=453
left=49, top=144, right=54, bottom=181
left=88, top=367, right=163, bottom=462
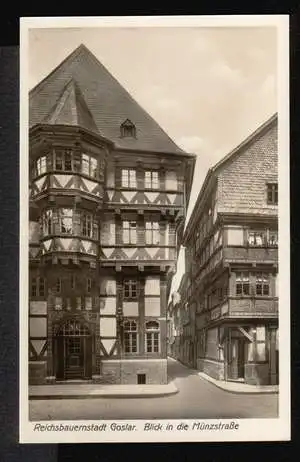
left=120, top=119, right=136, bottom=138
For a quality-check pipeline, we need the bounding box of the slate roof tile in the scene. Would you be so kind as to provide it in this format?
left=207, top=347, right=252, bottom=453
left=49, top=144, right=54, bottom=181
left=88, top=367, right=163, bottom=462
left=30, top=44, right=184, bottom=154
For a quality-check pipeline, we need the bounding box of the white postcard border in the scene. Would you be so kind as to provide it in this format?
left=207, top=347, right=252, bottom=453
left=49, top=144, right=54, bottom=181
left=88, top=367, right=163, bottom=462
left=19, top=15, right=290, bottom=444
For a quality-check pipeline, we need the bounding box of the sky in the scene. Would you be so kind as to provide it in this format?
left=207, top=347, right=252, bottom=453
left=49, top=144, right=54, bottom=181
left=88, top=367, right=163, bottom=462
left=27, top=25, right=278, bottom=298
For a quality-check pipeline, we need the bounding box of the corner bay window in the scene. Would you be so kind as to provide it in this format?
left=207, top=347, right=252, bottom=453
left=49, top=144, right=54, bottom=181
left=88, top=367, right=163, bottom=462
left=145, top=171, right=159, bottom=189
left=55, top=150, right=73, bottom=171
left=59, top=208, right=73, bottom=234
left=121, top=169, right=136, bottom=188
left=124, top=280, right=138, bottom=299
left=81, top=153, right=97, bottom=178
left=145, top=320, right=160, bottom=353
left=122, top=221, right=137, bottom=244
left=145, top=221, right=160, bottom=245
left=36, top=156, right=47, bottom=176
left=124, top=320, right=138, bottom=353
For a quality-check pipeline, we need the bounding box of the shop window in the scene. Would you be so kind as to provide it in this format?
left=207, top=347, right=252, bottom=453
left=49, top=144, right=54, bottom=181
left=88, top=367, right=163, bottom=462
left=124, top=320, right=138, bottom=353
left=236, top=272, right=250, bottom=296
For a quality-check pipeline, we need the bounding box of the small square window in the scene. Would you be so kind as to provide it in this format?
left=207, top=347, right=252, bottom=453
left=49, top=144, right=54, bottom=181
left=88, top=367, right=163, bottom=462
left=267, top=183, right=278, bottom=205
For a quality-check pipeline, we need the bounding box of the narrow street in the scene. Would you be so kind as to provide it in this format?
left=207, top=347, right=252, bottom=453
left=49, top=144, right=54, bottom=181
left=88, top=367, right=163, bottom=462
left=29, top=358, right=278, bottom=421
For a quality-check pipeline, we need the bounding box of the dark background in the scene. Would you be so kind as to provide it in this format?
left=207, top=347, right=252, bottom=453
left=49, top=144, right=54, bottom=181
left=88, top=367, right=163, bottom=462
left=0, top=6, right=298, bottom=461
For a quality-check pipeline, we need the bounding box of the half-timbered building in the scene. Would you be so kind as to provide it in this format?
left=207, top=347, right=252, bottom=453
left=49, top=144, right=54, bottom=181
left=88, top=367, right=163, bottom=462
left=181, top=114, right=278, bottom=385
left=28, top=44, right=195, bottom=385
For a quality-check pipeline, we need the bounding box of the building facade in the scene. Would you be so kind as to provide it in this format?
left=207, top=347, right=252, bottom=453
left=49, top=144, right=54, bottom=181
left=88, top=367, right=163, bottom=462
left=28, top=44, right=195, bottom=385
left=178, top=114, right=279, bottom=386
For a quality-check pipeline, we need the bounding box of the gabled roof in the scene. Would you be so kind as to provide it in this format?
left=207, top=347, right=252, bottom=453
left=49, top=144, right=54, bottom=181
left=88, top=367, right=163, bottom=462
left=29, top=44, right=185, bottom=154
left=183, top=112, right=278, bottom=241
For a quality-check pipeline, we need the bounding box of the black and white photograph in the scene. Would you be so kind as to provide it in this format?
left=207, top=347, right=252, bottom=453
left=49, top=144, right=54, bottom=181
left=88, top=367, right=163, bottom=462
left=19, top=15, right=290, bottom=443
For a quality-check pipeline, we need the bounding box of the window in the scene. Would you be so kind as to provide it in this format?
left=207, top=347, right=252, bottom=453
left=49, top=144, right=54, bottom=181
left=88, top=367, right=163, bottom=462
left=31, top=277, right=45, bottom=297
left=145, top=171, right=159, bottom=189
left=236, top=272, right=250, bottom=296
left=71, top=275, right=76, bottom=290
left=55, top=278, right=61, bottom=294
left=124, top=320, right=138, bottom=353
left=81, top=153, right=97, bottom=178
left=54, top=297, right=62, bottom=310
left=76, top=297, right=82, bottom=310
left=122, top=221, right=137, bottom=244
left=267, top=183, right=278, bottom=205
left=54, top=150, right=73, bottom=171
left=121, top=169, right=136, bottom=188
left=256, top=273, right=270, bottom=296
left=59, top=208, right=73, bottom=234
left=145, top=221, right=160, bottom=245
left=145, top=321, right=160, bottom=353
left=36, top=156, right=47, bottom=176
left=268, top=230, right=278, bottom=247
left=248, top=231, right=265, bottom=247
left=87, top=278, right=92, bottom=293
left=120, top=119, right=136, bottom=138
left=42, top=209, right=53, bottom=235
left=85, top=297, right=92, bottom=310
left=124, top=279, right=138, bottom=299
left=81, top=212, right=93, bottom=238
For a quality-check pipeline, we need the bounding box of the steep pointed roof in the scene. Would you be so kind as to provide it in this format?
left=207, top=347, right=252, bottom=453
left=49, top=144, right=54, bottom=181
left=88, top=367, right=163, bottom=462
left=30, top=44, right=184, bottom=153
left=42, top=78, right=99, bottom=134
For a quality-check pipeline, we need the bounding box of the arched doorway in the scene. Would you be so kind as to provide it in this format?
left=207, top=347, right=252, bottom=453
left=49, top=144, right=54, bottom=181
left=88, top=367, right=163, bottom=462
left=54, top=319, right=92, bottom=380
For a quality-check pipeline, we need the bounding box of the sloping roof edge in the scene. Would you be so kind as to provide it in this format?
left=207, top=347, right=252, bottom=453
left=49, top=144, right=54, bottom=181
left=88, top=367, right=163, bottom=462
left=183, top=112, right=278, bottom=242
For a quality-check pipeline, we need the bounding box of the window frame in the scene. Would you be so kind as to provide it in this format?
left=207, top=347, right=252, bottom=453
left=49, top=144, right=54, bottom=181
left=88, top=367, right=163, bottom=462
left=145, top=221, right=160, bottom=245
left=36, top=155, right=47, bottom=176
left=122, top=220, right=137, bottom=244
left=58, top=208, right=73, bottom=235
left=145, top=170, right=159, bottom=189
left=81, top=212, right=93, bottom=238
left=145, top=320, right=160, bottom=353
left=81, top=153, right=98, bottom=178
left=30, top=276, right=45, bottom=298
left=54, top=149, right=74, bottom=172
left=123, top=279, right=138, bottom=300
left=124, top=319, right=138, bottom=354
left=121, top=169, right=137, bottom=188
left=42, top=209, right=53, bottom=236
left=255, top=273, right=270, bottom=296
left=267, top=183, right=278, bottom=205
left=235, top=272, right=250, bottom=296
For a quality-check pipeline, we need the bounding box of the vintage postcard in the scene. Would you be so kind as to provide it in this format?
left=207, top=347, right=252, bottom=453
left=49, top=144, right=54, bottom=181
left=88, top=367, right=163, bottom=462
left=19, top=15, right=290, bottom=443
